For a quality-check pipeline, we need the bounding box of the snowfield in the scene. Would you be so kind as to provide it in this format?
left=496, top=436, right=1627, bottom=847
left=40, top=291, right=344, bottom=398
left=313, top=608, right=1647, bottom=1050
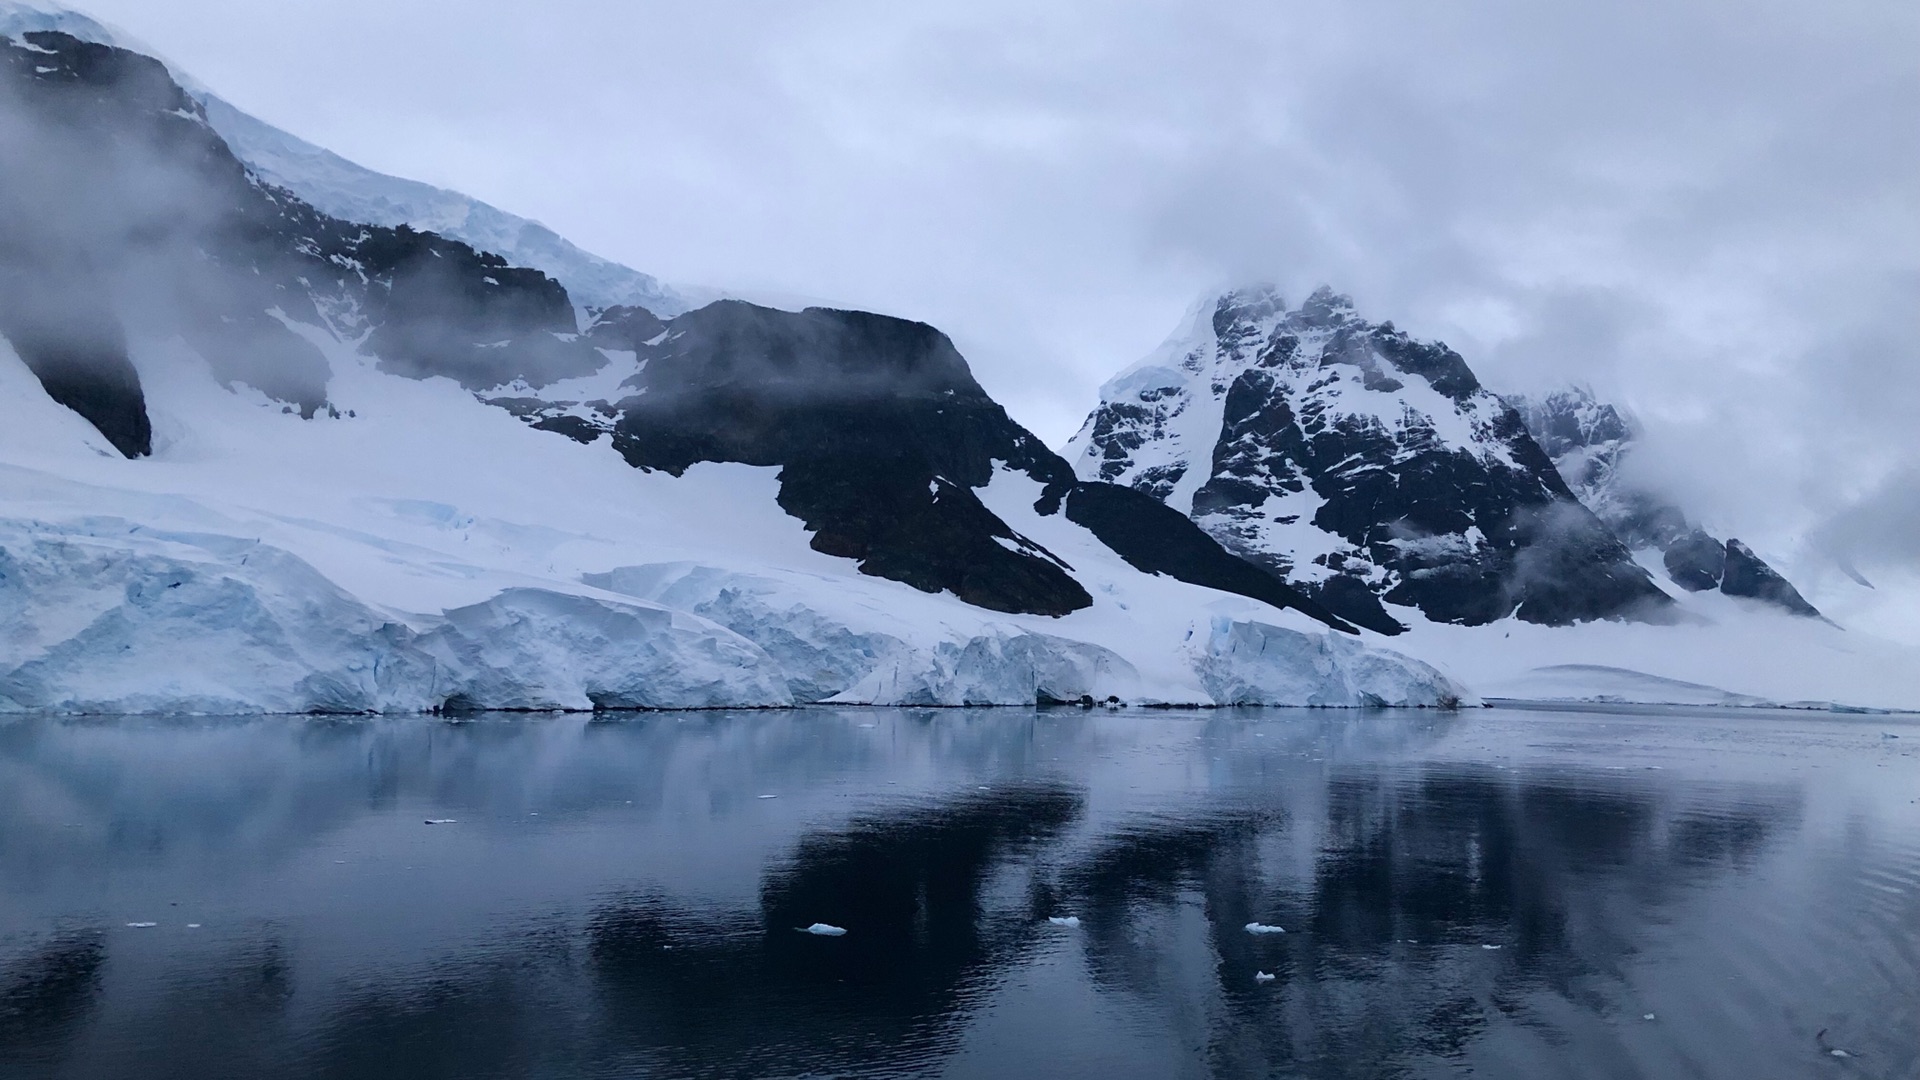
left=0, top=331, right=1462, bottom=714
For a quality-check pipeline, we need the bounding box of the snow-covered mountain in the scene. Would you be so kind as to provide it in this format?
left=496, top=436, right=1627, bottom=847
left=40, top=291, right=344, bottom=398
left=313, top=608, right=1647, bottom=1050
left=0, top=22, right=1462, bottom=713
left=1066, top=286, right=1670, bottom=634
left=0, top=2, right=686, bottom=316
left=1066, top=287, right=1919, bottom=710
left=1508, top=387, right=1820, bottom=618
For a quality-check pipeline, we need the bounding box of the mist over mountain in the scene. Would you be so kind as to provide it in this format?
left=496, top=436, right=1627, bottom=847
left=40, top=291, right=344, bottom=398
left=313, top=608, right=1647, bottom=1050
left=1507, top=388, right=1821, bottom=619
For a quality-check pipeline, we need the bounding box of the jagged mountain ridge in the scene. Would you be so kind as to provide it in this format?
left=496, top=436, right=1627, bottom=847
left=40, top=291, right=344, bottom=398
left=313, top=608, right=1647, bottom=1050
left=1067, top=286, right=1673, bottom=631
left=1508, top=387, right=1821, bottom=618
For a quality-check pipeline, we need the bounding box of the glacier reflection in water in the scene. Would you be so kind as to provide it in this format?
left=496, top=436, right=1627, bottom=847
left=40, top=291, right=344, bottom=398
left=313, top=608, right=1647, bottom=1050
left=0, top=706, right=1916, bottom=1079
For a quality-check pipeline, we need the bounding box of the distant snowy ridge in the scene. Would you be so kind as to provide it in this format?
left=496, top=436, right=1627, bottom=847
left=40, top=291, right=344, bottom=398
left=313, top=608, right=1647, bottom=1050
left=0, top=1, right=687, bottom=316
left=1507, top=387, right=1821, bottom=619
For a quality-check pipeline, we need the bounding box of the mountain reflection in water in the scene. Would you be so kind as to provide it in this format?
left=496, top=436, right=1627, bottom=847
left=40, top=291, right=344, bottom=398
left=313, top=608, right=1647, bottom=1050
left=0, top=707, right=1915, bottom=1079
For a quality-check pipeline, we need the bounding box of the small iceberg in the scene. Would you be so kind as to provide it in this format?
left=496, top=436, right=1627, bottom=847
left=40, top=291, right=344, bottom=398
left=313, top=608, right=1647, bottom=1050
left=1047, top=916, right=1081, bottom=928
left=1254, top=971, right=1276, bottom=983
left=799, top=923, right=847, bottom=936
left=1481, top=944, right=1503, bottom=950
left=1245, top=922, right=1287, bottom=935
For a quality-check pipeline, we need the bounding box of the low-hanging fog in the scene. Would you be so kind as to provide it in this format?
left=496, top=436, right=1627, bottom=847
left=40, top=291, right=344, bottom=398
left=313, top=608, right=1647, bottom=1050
left=47, top=0, right=1920, bottom=633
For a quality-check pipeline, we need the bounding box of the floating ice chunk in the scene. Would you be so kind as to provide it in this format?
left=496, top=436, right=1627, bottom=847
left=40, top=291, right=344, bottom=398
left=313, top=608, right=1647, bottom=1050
left=1817, top=1029, right=1855, bottom=1058
left=1642, top=1013, right=1655, bottom=1021
left=424, top=819, right=457, bottom=825
left=186, top=923, right=201, bottom=929
left=1245, top=922, right=1286, bottom=935
left=1048, top=916, right=1082, bottom=928
left=799, top=923, right=847, bottom=936
left=126, top=922, right=157, bottom=928
left=1254, top=971, right=1276, bottom=983
left=1481, top=944, right=1503, bottom=950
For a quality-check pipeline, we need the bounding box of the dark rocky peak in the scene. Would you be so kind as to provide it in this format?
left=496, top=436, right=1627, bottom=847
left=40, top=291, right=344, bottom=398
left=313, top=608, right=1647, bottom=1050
left=1291, top=285, right=1359, bottom=330
left=1207, top=286, right=1481, bottom=401
left=585, top=304, right=669, bottom=352
left=359, top=225, right=597, bottom=390
left=2, top=27, right=194, bottom=124
left=1663, top=532, right=1822, bottom=619
left=1366, top=325, right=1482, bottom=401
left=1211, top=285, right=1289, bottom=355
left=1722, top=540, right=1821, bottom=617
left=625, top=301, right=990, bottom=405
left=1513, top=387, right=1632, bottom=462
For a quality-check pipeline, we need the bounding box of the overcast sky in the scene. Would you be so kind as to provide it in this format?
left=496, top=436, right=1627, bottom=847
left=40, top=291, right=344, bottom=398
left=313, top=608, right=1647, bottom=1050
left=60, top=0, right=1920, bottom=593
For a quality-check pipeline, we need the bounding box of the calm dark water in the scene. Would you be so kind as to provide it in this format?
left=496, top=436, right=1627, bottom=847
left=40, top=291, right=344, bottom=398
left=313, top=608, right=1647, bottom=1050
left=1, top=705, right=1916, bottom=1080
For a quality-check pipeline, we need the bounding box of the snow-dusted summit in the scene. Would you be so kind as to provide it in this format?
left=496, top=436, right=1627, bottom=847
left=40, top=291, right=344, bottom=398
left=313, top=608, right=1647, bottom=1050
left=1067, top=286, right=1669, bottom=633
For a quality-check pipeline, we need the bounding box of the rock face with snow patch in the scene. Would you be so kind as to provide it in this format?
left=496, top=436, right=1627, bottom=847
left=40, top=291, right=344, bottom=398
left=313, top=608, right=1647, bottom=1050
left=575, top=299, right=1358, bottom=627
left=1067, top=286, right=1670, bottom=631
left=1509, top=387, right=1820, bottom=618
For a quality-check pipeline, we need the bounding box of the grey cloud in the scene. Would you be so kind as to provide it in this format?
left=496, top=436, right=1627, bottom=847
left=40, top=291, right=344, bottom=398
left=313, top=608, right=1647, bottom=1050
left=60, top=0, right=1920, bottom=573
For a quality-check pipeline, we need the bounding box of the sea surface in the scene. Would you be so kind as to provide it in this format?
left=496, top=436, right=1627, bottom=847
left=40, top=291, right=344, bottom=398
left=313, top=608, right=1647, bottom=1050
left=1, top=705, right=1916, bottom=1080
